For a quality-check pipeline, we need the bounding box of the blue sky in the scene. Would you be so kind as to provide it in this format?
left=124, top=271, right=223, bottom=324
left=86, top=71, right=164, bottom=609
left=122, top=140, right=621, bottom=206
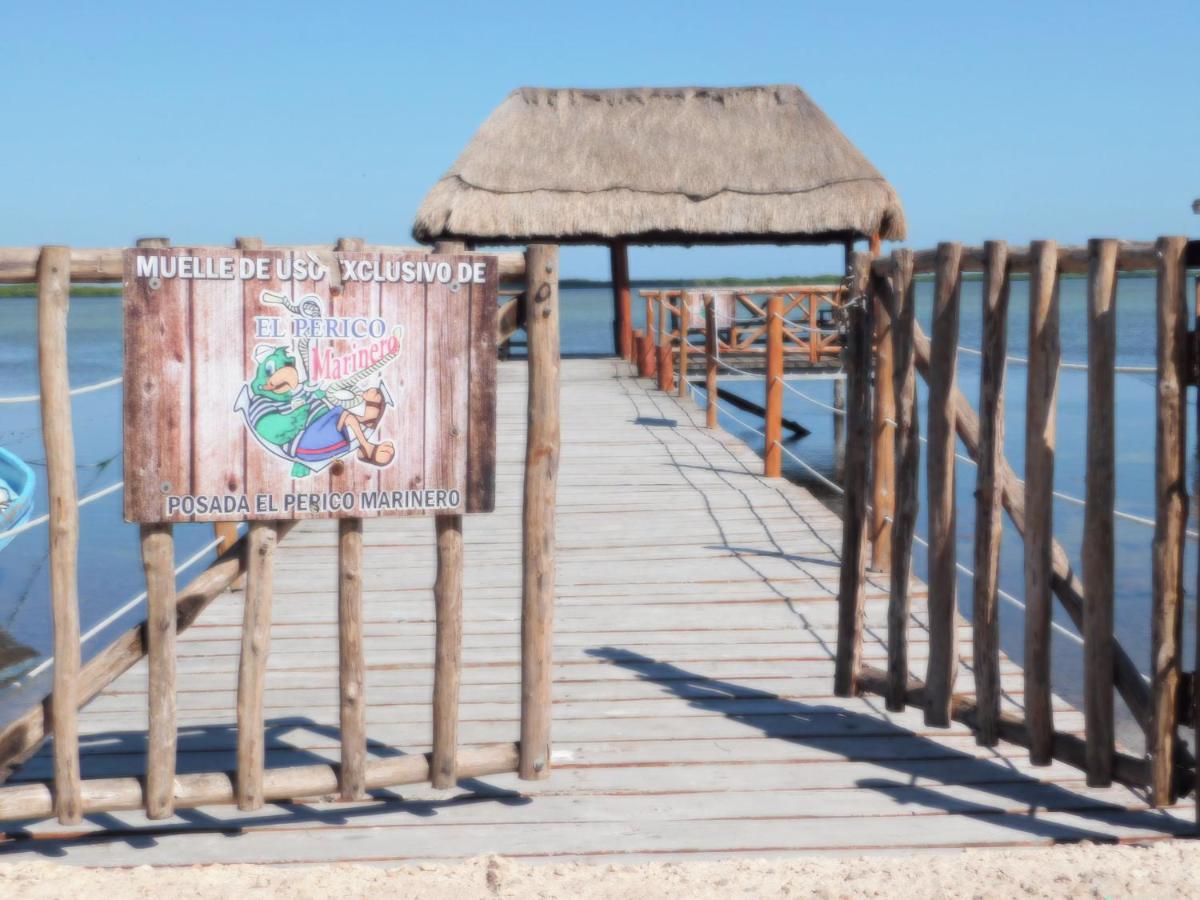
left=5, top=0, right=1197, bottom=279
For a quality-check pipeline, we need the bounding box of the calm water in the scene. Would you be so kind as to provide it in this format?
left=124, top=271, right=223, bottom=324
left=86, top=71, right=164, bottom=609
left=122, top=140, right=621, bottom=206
left=0, top=282, right=1196, bottom=746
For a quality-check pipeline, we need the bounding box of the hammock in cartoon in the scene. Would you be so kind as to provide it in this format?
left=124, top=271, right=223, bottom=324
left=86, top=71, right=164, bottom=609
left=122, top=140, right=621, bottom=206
left=235, top=291, right=403, bottom=477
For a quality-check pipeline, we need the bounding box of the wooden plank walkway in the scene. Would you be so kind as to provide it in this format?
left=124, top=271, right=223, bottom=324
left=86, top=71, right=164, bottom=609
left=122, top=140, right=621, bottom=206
left=0, top=358, right=1191, bottom=864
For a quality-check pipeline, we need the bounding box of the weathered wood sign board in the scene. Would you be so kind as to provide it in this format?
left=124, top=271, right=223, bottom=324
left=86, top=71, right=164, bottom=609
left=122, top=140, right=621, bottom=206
left=123, top=248, right=497, bottom=524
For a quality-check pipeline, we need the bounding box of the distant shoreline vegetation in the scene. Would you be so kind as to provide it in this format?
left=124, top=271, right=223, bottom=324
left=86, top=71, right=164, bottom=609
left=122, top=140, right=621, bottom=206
left=0, top=284, right=122, bottom=298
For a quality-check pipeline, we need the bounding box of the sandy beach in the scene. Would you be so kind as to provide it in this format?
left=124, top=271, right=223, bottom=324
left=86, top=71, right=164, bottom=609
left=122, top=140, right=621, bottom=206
left=1, top=841, right=1197, bottom=899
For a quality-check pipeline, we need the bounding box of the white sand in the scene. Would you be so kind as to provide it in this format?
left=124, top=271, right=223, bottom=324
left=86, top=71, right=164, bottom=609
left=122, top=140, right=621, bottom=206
left=1, top=842, right=1198, bottom=898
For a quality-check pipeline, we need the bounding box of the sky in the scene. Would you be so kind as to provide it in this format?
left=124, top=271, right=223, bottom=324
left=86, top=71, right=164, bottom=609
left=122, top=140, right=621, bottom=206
left=4, top=0, right=1197, bottom=280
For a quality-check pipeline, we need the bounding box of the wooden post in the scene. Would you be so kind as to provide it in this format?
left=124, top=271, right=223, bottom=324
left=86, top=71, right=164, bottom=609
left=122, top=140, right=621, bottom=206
left=1150, top=235, right=1188, bottom=805
left=37, top=245, right=81, bottom=825
left=764, top=293, right=784, bottom=477
left=678, top=294, right=691, bottom=399
left=1024, top=240, right=1060, bottom=765
left=520, top=244, right=560, bottom=780
left=1082, top=239, right=1118, bottom=786
left=925, top=242, right=962, bottom=727
left=337, top=517, right=365, bottom=799
left=218, top=236, right=265, bottom=582
left=808, top=288, right=820, bottom=365
left=833, top=376, right=846, bottom=483
left=657, top=298, right=673, bottom=393
left=887, top=251, right=918, bottom=712
left=141, top=523, right=177, bottom=818
left=645, top=294, right=657, bottom=378
left=1195, top=264, right=1200, bottom=830
left=834, top=252, right=873, bottom=697
left=611, top=241, right=633, bottom=361
left=636, top=330, right=654, bottom=378
left=433, top=515, right=464, bottom=788
left=431, top=237, right=469, bottom=789
left=326, top=237, right=371, bottom=798
left=705, top=297, right=718, bottom=429
left=237, top=521, right=276, bottom=810
left=972, top=240, right=1009, bottom=747
left=335, top=231, right=370, bottom=802
left=870, top=259, right=895, bottom=573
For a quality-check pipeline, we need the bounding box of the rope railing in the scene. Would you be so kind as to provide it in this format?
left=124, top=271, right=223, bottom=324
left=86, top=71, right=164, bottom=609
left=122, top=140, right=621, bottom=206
left=0, top=375, right=123, bottom=405
left=776, top=378, right=844, bottom=414
left=21, top=531, right=228, bottom=682
left=0, top=479, right=124, bottom=543
left=711, top=356, right=764, bottom=379
left=957, top=345, right=1156, bottom=375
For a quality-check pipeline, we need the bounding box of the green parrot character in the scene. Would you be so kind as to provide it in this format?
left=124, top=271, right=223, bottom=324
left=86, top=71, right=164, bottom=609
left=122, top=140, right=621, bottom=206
left=240, top=345, right=394, bottom=477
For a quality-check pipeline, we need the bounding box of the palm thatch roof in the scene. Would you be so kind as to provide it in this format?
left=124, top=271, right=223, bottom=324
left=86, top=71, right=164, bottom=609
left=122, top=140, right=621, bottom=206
left=413, top=85, right=905, bottom=246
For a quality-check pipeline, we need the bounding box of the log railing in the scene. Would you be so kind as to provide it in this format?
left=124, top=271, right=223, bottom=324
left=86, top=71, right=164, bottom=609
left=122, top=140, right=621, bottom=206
left=834, top=239, right=1200, bottom=820
left=0, top=240, right=559, bottom=825
left=631, top=285, right=851, bottom=480
left=629, top=286, right=851, bottom=482
left=635, top=285, right=847, bottom=370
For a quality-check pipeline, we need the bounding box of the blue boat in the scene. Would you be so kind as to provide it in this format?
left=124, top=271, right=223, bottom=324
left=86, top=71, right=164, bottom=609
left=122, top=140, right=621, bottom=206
left=0, top=448, right=35, bottom=551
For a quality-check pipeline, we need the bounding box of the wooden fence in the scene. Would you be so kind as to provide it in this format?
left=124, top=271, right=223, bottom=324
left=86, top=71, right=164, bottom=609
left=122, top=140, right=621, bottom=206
left=831, top=239, right=1200, bottom=823
left=624, top=241, right=1200, bottom=825
left=0, top=238, right=560, bottom=824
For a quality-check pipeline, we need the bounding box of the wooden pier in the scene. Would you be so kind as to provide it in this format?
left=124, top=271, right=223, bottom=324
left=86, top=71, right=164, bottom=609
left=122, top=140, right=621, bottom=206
left=1, top=358, right=1191, bottom=865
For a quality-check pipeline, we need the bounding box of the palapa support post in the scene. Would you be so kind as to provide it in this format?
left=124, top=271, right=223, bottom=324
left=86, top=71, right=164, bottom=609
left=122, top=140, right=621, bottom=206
left=141, top=523, right=177, bottom=819
left=833, top=251, right=872, bottom=697
left=611, top=241, right=633, bottom=361
left=520, top=243, right=560, bottom=780
left=869, top=235, right=895, bottom=573
left=1150, top=235, right=1188, bottom=806
left=925, top=242, right=962, bottom=727
left=1024, top=240, right=1060, bottom=765
left=763, top=293, right=784, bottom=477
left=705, top=296, right=718, bottom=429
left=237, top=521, right=276, bottom=810
left=677, top=294, right=690, bottom=399
left=887, top=250, right=918, bottom=713
left=1083, top=239, right=1118, bottom=785
left=337, top=517, right=366, bottom=800
left=972, top=240, right=1009, bottom=747
left=38, top=245, right=82, bottom=825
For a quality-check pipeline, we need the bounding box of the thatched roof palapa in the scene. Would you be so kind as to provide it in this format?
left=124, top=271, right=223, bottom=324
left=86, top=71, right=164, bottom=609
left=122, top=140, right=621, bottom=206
left=413, top=85, right=905, bottom=246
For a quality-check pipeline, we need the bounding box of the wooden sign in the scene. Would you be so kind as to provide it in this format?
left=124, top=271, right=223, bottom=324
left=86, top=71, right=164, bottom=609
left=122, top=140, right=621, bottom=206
left=122, top=248, right=497, bottom=524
